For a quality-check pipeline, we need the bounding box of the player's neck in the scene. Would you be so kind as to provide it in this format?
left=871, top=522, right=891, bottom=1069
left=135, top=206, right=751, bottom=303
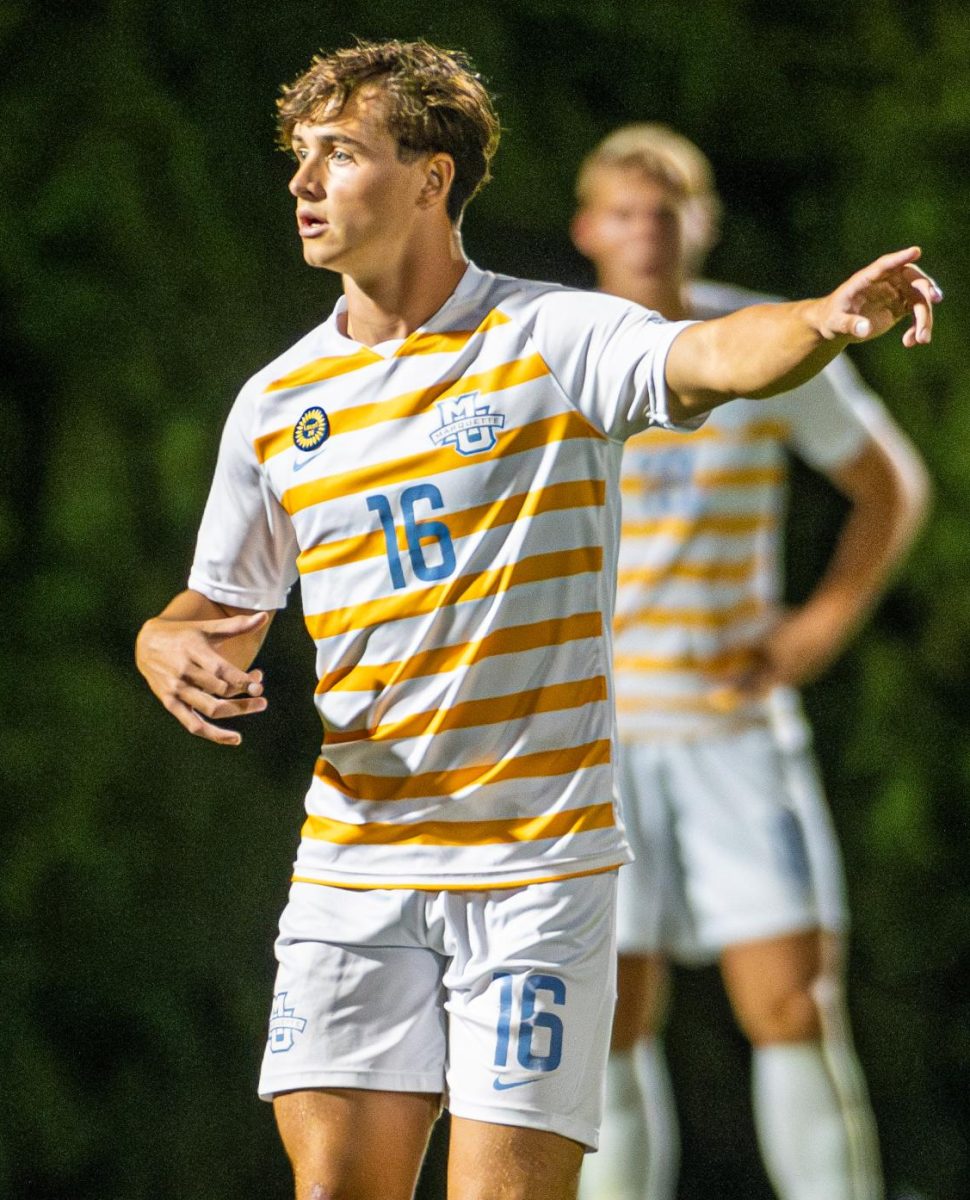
left=597, top=269, right=691, bottom=321
left=342, top=228, right=468, bottom=347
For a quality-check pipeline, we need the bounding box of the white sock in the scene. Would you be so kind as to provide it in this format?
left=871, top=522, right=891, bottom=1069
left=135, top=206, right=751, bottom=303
left=633, top=1038, right=679, bottom=1200
left=580, top=1041, right=679, bottom=1200
left=814, top=978, right=884, bottom=1200
left=752, top=1039, right=883, bottom=1200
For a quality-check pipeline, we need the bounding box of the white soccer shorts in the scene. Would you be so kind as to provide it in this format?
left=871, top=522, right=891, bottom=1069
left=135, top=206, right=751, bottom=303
left=615, top=726, right=848, bottom=958
left=258, top=871, right=618, bottom=1150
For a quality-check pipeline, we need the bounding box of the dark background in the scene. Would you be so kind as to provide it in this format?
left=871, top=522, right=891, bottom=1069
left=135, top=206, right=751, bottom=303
left=2, top=2, right=968, bottom=1197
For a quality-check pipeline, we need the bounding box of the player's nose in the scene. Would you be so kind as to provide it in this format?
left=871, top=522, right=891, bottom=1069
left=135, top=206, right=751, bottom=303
left=289, top=163, right=325, bottom=199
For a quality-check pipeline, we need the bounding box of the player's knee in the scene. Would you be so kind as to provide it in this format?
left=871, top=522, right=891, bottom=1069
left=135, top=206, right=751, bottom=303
left=610, top=956, right=665, bottom=1049
left=284, top=1130, right=401, bottom=1200
left=276, top=1121, right=338, bottom=1198
left=609, top=989, right=645, bottom=1050
left=741, top=984, right=823, bottom=1045
left=289, top=1162, right=371, bottom=1200
left=290, top=1164, right=337, bottom=1200
left=611, top=1002, right=663, bottom=1049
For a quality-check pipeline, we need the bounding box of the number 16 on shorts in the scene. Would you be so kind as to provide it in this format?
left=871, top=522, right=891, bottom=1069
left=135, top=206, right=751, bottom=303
left=492, top=971, right=566, bottom=1087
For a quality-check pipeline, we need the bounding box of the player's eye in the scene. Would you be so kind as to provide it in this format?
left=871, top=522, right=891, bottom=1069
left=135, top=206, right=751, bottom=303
left=330, top=148, right=352, bottom=163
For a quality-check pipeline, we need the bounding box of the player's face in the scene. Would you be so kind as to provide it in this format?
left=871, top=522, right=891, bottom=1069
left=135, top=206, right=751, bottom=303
left=574, top=167, right=686, bottom=282
left=288, top=89, right=434, bottom=278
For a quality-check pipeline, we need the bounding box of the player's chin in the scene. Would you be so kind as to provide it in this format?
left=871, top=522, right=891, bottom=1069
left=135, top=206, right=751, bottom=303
left=300, top=240, right=343, bottom=271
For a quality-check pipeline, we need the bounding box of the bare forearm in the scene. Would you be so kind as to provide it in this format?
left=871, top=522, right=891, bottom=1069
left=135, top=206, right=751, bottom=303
left=664, top=247, right=940, bottom=420
left=666, top=300, right=851, bottom=417
left=798, top=514, right=909, bottom=650
left=783, top=437, right=931, bottom=671
left=157, top=589, right=230, bottom=621
left=723, top=433, right=931, bottom=699
left=135, top=589, right=273, bottom=746
left=809, top=441, right=930, bottom=634
left=144, top=588, right=271, bottom=671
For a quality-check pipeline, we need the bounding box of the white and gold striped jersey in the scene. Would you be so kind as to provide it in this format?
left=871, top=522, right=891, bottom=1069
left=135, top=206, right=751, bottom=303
left=189, top=263, right=697, bottom=889
left=614, top=280, right=885, bottom=746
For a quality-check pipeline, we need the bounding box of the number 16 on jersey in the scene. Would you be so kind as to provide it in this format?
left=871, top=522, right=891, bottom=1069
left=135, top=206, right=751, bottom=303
left=366, top=483, right=457, bottom=589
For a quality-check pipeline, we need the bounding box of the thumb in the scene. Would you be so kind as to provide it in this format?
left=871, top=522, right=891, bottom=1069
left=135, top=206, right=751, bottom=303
left=822, top=305, right=873, bottom=341
left=840, top=313, right=873, bottom=340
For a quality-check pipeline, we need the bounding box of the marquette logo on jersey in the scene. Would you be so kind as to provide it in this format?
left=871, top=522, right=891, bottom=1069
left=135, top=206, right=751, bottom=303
left=293, top=406, right=330, bottom=452
left=267, top=991, right=307, bottom=1054
left=430, top=391, right=505, bottom=456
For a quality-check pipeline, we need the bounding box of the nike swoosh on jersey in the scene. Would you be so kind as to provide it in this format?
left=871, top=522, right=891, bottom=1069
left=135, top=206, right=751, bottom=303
left=492, top=1076, right=543, bottom=1091
left=292, top=449, right=327, bottom=472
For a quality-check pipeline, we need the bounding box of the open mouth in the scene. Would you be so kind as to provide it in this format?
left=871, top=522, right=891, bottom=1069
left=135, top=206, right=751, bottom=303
left=298, top=211, right=328, bottom=238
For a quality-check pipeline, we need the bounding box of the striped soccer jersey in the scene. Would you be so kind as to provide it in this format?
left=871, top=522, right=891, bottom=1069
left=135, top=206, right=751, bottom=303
left=189, top=263, right=697, bottom=889
left=613, top=279, right=886, bottom=744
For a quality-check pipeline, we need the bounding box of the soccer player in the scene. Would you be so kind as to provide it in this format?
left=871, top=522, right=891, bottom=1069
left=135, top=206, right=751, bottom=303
left=571, top=124, right=932, bottom=1200
left=134, top=42, right=938, bottom=1200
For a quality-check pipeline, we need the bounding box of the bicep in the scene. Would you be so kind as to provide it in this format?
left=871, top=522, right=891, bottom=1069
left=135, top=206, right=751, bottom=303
left=663, top=321, right=733, bottom=421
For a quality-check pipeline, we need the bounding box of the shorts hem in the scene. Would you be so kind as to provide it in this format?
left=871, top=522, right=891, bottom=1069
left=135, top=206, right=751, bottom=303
left=703, top=910, right=844, bottom=950
left=447, top=1098, right=599, bottom=1152
left=258, top=1068, right=443, bottom=1102
left=618, top=910, right=845, bottom=959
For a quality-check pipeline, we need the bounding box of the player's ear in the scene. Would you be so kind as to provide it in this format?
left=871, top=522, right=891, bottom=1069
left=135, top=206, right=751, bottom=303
left=570, top=210, right=595, bottom=259
left=418, top=153, right=455, bottom=210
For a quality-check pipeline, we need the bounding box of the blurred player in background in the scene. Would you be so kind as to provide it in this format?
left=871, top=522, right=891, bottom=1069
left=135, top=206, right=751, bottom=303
left=573, top=124, right=931, bottom=1200
left=135, top=39, right=938, bottom=1200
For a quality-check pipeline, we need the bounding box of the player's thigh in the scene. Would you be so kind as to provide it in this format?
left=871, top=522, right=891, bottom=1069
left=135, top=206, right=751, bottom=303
left=444, top=872, right=617, bottom=1153
left=448, top=1115, right=584, bottom=1200
left=720, top=927, right=825, bottom=1044
left=612, top=952, right=671, bottom=1048
left=274, top=1087, right=438, bottom=1200
left=780, top=746, right=849, bottom=936
left=669, top=727, right=825, bottom=950
left=258, top=883, right=448, bottom=1101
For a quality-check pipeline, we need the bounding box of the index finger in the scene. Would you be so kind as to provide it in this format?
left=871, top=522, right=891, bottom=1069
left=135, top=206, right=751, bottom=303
left=860, top=245, right=922, bottom=281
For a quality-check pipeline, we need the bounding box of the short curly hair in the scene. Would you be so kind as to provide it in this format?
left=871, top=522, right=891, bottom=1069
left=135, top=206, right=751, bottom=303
left=277, top=39, right=501, bottom=225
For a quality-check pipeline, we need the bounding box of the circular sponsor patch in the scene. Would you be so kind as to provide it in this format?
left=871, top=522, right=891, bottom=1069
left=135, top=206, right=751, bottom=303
left=293, top=406, right=330, bottom=451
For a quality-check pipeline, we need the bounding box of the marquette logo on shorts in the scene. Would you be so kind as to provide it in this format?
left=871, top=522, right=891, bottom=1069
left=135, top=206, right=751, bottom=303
left=430, top=391, right=505, bottom=456
left=294, top=406, right=331, bottom=452
left=268, top=991, right=307, bottom=1053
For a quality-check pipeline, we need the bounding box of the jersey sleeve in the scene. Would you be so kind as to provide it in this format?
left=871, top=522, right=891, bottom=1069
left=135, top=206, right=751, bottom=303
left=522, top=287, right=702, bottom=441
left=187, top=388, right=299, bottom=611
left=771, top=354, right=885, bottom=471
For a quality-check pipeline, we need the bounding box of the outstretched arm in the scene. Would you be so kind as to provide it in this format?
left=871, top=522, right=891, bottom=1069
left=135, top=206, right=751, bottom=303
left=665, top=247, right=941, bottom=420
left=135, top=589, right=274, bottom=746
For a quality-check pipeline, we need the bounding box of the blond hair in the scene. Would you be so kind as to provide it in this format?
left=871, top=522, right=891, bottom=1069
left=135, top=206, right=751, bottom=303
left=576, top=123, right=722, bottom=269
left=277, top=39, right=500, bottom=224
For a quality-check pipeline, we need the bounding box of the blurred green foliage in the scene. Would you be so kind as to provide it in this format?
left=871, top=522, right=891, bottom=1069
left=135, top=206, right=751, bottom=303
left=1, top=1, right=967, bottom=1197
